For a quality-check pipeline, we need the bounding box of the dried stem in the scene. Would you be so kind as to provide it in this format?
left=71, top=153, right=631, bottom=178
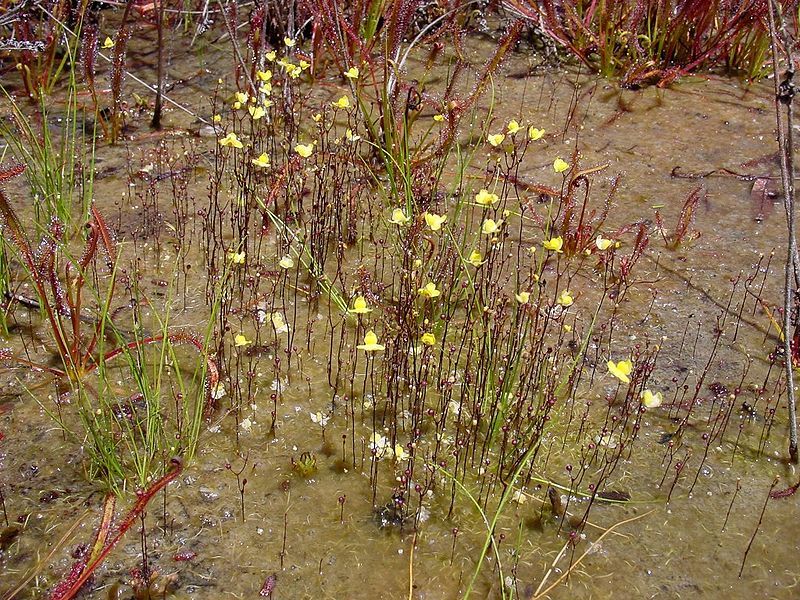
left=768, top=0, right=799, bottom=463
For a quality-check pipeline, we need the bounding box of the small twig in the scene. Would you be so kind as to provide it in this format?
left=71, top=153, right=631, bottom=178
left=408, top=531, right=416, bottom=600
left=768, top=0, right=799, bottom=464
left=533, top=509, right=655, bottom=599
left=739, top=477, right=779, bottom=577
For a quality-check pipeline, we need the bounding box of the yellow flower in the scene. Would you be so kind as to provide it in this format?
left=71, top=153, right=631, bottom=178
left=235, top=91, right=249, bottom=105
left=212, top=114, right=221, bottom=123
left=219, top=132, right=243, bottom=149
left=641, top=389, right=663, bottom=408
left=487, top=133, right=505, bottom=147
left=515, top=291, right=530, bottom=304
left=528, top=127, right=545, bottom=140
left=557, top=290, right=573, bottom=307
left=357, top=330, right=385, bottom=352
left=542, top=236, right=564, bottom=253
left=553, top=158, right=570, bottom=173
left=344, top=66, right=359, bottom=79
left=421, top=332, right=436, bottom=346
left=475, top=189, right=499, bottom=206
left=424, top=212, right=447, bottom=231
left=349, top=296, right=372, bottom=314
left=394, top=444, right=409, bottom=461
left=251, top=153, right=271, bottom=168
left=607, top=359, right=633, bottom=384
left=332, top=95, right=350, bottom=109
left=256, top=69, right=272, bottom=82
left=248, top=105, right=265, bottom=120
left=507, top=119, right=521, bottom=135
left=279, top=255, right=294, bottom=269
left=433, top=114, right=445, bottom=122
left=295, top=143, right=314, bottom=158
left=234, top=333, right=251, bottom=347
left=595, top=236, right=613, bottom=251
left=266, top=50, right=276, bottom=61
left=102, top=37, right=114, bottom=49
left=284, top=36, right=296, bottom=47
left=389, top=208, right=410, bottom=225
left=312, top=113, right=322, bottom=123
left=418, top=282, right=441, bottom=299
left=346, top=128, right=360, bottom=142
left=299, top=60, right=310, bottom=71
left=467, top=250, right=484, bottom=266
left=481, top=218, right=503, bottom=235
left=271, top=312, right=289, bottom=334
left=228, top=250, right=245, bottom=264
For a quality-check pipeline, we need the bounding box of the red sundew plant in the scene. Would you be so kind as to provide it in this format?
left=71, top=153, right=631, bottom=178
left=0, top=164, right=217, bottom=491
left=503, top=0, right=800, bottom=86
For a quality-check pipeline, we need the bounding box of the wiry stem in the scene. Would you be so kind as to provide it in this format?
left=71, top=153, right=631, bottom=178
left=768, top=0, right=798, bottom=464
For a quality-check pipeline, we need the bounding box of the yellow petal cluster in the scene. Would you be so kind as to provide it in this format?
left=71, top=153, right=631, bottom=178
left=607, top=359, right=633, bottom=384
left=475, top=189, right=499, bottom=206
left=349, top=296, right=372, bottom=314
left=424, top=212, right=447, bottom=231
left=418, top=282, right=441, bottom=299
left=487, top=133, right=505, bottom=147
left=357, top=330, right=385, bottom=352
left=542, top=236, right=564, bottom=253
left=219, top=132, right=243, bottom=149
left=553, top=158, right=570, bottom=173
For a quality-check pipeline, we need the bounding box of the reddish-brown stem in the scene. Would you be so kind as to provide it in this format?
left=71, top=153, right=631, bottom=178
left=49, top=459, right=183, bottom=600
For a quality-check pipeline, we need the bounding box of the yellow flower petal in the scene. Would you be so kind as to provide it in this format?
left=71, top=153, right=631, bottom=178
left=421, top=332, right=436, bottom=346
left=295, top=143, right=314, bottom=158
left=433, top=114, right=445, bottom=122
left=528, top=127, right=545, bottom=140
left=251, top=152, right=271, bottom=168
left=557, top=290, right=573, bottom=307
left=515, top=291, right=530, bottom=304
left=595, top=236, right=613, bottom=251
left=389, top=208, right=410, bottom=225
left=219, top=132, right=243, bottom=149
left=234, top=333, right=251, bottom=347
left=228, top=250, right=245, bottom=264
left=553, top=158, right=570, bottom=173
left=418, top=282, right=441, bottom=299
left=424, top=212, right=447, bottom=231
left=284, top=36, right=296, bottom=47
left=344, top=66, right=359, bottom=79
left=481, top=218, right=503, bottom=235
left=542, top=236, right=564, bottom=253
left=641, top=389, right=663, bottom=408
left=475, top=189, right=499, bottom=206
left=487, top=133, right=505, bottom=147
left=248, top=105, right=265, bottom=120
left=607, top=359, right=633, bottom=384
left=102, top=37, right=114, bottom=49
left=333, top=95, right=351, bottom=109
left=467, top=250, right=484, bottom=267
left=279, top=255, right=294, bottom=269
left=357, top=330, right=385, bottom=352
left=349, top=295, right=372, bottom=314
left=507, top=119, right=521, bottom=135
